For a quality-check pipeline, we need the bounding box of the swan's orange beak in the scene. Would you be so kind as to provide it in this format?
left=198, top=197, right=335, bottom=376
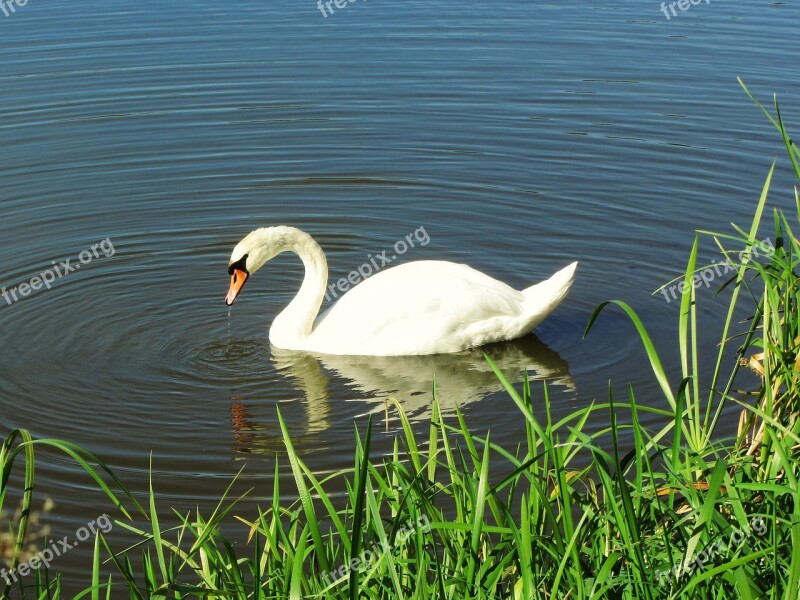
left=226, top=268, right=249, bottom=306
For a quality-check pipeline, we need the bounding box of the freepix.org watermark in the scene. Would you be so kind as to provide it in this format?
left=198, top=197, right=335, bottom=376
left=0, top=0, right=30, bottom=18
left=657, top=237, right=775, bottom=304
left=324, top=226, right=430, bottom=303
left=660, top=0, right=711, bottom=21
left=317, top=0, right=366, bottom=19
left=0, top=514, right=112, bottom=585
left=656, top=516, right=768, bottom=585
left=320, top=515, right=431, bottom=587
left=1, top=237, right=116, bottom=306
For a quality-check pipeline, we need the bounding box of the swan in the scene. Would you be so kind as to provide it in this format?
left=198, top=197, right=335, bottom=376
left=225, top=226, right=577, bottom=356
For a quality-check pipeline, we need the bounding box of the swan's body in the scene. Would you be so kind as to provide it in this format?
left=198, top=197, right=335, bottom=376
left=226, top=226, right=576, bottom=356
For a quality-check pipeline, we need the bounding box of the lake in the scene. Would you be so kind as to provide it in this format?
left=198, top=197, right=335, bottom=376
left=1, top=0, right=798, bottom=591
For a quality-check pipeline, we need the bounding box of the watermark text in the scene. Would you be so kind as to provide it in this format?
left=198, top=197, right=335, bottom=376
left=0, top=0, right=30, bottom=18
left=321, top=515, right=431, bottom=586
left=656, top=516, right=768, bottom=585
left=318, top=0, right=367, bottom=19
left=1, top=514, right=113, bottom=584
left=2, top=237, right=116, bottom=306
left=658, top=237, right=774, bottom=304
left=661, top=0, right=711, bottom=21
left=325, top=226, right=430, bottom=303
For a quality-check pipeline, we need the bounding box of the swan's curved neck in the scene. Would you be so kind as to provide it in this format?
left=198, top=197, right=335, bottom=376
left=268, top=228, right=328, bottom=349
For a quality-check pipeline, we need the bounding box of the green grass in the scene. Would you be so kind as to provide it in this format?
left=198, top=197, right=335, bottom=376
left=3, top=82, right=800, bottom=599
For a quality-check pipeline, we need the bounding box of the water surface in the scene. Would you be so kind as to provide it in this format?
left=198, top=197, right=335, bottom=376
left=1, top=0, right=799, bottom=591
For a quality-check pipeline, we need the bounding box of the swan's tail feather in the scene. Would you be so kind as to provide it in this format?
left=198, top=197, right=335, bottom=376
left=521, top=261, right=578, bottom=323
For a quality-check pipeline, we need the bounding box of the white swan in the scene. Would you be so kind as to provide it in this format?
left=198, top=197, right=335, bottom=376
left=225, top=226, right=577, bottom=356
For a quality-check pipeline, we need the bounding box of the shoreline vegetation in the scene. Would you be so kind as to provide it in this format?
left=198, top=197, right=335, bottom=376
left=3, top=81, right=800, bottom=598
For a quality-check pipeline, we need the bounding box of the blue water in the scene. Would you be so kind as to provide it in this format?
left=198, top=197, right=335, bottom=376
left=0, top=0, right=798, bottom=591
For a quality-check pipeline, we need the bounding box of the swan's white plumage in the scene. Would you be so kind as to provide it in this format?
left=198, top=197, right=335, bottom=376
left=312, top=260, right=575, bottom=355
left=227, top=227, right=576, bottom=356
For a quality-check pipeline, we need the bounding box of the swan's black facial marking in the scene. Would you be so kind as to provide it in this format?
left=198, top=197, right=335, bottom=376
left=228, top=254, right=249, bottom=276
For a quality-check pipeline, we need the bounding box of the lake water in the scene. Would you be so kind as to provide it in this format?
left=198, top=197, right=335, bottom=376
left=1, top=0, right=799, bottom=592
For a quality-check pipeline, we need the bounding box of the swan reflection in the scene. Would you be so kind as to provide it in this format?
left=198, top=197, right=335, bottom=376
left=229, top=335, right=573, bottom=454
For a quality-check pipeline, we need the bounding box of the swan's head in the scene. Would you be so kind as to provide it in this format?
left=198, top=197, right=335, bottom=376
left=225, top=228, right=283, bottom=306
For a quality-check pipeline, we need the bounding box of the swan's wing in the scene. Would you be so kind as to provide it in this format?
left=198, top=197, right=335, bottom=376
left=319, top=261, right=525, bottom=324
left=311, top=261, right=526, bottom=353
